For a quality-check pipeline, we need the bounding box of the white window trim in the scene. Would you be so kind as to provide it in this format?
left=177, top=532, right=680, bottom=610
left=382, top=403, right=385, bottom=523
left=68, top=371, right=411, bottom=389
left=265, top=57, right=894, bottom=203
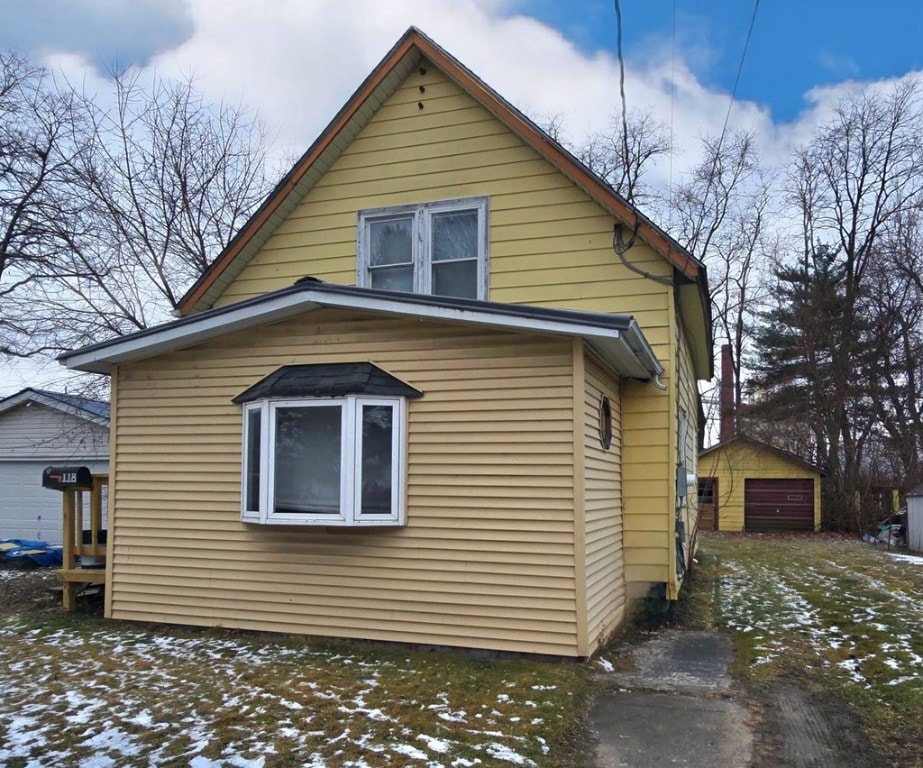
left=357, top=196, right=489, bottom=299
left=241, top=396, right=407, bottom=527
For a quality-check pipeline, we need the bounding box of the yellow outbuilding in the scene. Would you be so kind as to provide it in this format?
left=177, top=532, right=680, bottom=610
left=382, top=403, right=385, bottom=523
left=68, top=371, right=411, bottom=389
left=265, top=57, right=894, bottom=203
left=698, top=435, right=822, bottom=532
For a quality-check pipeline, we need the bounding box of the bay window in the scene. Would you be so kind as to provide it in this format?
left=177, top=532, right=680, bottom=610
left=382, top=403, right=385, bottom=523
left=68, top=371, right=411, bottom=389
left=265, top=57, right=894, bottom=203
left=236, top=363, right=421, bottom=527
left=242, top=396, right=406, bottom=526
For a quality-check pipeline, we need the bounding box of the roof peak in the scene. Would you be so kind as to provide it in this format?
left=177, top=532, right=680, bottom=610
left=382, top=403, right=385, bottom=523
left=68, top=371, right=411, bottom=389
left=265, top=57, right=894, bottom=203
left=177, top=25, right=705, bottom=317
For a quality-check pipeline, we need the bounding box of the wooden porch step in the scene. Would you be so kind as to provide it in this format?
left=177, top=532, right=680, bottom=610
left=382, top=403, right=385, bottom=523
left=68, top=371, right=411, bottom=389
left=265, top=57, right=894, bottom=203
left=57, top=568, right=106, bottom=584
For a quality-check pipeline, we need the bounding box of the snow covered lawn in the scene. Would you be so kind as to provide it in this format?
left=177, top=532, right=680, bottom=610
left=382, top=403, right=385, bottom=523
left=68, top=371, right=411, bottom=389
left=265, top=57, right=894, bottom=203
left=701, top=533, right=923, bottom=764
left=0, top=613, right=588, bottom=767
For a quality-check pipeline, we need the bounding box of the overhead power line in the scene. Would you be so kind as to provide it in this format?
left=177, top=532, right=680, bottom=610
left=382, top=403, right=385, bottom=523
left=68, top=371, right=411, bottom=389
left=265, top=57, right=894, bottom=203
left=717, top=0, right=762, bottom=155
left=613, top=0, right=632, bottom=203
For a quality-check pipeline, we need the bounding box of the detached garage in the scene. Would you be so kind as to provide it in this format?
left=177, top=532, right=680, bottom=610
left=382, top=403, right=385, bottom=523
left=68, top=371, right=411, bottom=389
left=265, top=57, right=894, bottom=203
left=0, top=389, right=109, bottom=544
left=698, top=435, right=822, bottom=533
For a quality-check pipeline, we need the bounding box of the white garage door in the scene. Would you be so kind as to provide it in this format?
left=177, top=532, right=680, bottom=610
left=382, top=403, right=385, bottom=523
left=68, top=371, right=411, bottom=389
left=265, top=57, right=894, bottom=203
left=0, top=460, right=108, bottom=544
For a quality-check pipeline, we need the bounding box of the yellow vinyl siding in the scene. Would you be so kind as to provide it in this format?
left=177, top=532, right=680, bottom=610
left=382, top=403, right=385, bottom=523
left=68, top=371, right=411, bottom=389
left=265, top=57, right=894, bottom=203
left=211, top=60, right=672, bottom=345
left=203, top=58, right=685, bottom=605
left=583, top=354, right=625, bottom=652
left=110, top=309, right=580, bottom=655
left=621, top=378, right=671, bottom=599
left=104, top=369, right=118, bottom=616
left=699, top=441, right=822, bottom=532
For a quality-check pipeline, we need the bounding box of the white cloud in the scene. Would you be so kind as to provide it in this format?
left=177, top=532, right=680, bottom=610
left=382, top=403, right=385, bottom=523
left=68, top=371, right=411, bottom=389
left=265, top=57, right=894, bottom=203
left=0, top=0, right=193, bottom=71
left=21, top=0, right=923, bottom=185
left=28, top=0, right=914, bottom=187
left=136, top=2, right=832, bottom=191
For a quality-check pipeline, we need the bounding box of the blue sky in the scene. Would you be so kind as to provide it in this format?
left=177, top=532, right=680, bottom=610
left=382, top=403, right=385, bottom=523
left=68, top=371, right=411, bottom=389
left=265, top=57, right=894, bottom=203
left=528, top=0, right=923, bottom=121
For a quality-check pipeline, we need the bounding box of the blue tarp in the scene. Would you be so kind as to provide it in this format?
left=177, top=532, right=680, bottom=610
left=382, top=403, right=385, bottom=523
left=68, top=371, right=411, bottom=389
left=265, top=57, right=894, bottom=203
left=0, top=539, right=63, bottom=568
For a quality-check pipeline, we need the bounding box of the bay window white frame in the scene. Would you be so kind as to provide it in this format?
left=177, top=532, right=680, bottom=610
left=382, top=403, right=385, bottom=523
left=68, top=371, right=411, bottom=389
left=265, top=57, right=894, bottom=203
left=357, top=196, right=489, bottom=299
left=241, top=395, right=407, bottom=526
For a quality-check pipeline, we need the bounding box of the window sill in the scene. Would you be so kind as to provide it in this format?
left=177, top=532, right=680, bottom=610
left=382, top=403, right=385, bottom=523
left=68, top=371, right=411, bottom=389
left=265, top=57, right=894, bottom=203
left=242, top=517, right=405, bottom=528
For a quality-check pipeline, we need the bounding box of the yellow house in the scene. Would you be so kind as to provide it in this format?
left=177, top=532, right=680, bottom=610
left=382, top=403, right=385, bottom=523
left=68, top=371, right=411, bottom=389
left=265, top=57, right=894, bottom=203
left=698, top=435, right=822, bottom=532
left=60, top=28, right=712, bottom=657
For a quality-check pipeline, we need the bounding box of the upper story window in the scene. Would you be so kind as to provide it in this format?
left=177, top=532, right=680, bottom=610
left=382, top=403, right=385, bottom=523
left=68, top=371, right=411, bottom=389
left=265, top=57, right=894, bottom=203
left=357, top=197, right=488, bottom=300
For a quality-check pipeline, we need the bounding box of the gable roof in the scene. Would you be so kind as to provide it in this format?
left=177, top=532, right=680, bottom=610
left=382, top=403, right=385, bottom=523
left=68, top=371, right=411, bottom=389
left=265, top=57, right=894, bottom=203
left=177, top=27, right=711, bottom=374
left=60, top=279, right=665, bottom=383
left=0, top=388, right=110, bottom=427
left=699, top=434, right=824, bottom=476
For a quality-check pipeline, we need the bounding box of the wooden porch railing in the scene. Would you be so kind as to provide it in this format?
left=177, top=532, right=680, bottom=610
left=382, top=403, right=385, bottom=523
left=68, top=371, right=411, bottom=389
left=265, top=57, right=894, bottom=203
left=58, top=473, right=108, bottom=611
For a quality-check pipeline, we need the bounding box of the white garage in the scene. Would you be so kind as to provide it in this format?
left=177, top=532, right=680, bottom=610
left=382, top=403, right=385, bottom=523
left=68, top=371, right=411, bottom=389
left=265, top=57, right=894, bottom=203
left=0, top=389, right=109, bottom=544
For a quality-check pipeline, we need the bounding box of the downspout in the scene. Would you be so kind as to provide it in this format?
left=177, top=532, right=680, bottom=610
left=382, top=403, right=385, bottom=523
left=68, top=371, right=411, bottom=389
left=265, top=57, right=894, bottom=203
left=623, top=318, right=667, bottom=389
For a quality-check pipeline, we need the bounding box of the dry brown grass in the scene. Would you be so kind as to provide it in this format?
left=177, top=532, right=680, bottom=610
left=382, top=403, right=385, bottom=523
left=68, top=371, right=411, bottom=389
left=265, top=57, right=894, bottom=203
left=691, top=533, right=923, bottom=767
left=0, top=603, right=592, bottom=767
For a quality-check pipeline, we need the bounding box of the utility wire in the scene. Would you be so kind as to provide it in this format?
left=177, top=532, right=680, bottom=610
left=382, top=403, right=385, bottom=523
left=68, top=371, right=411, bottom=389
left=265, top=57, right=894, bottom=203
left=715, top=0, right=761, bottom=166
left=611, top=0, right=674, bottom=285
left=693, top=0, right=760, bottom=265
left=669, top=0, right=677, bottom=227
left=613, top=0, right=633, bottom=203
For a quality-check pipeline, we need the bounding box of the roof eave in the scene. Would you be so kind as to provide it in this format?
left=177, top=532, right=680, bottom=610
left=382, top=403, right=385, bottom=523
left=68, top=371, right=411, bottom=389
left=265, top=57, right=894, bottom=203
left=699, top=434, right=823, bottom=475
left=61, top=285, right=664, bottom=383
left=178, top=30, right=425, bottom=315
left=0, top=388, right=110, bottom=427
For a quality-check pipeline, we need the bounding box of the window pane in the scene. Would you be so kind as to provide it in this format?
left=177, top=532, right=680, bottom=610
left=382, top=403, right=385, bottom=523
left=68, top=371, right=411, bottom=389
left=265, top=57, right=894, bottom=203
left=369, top=218, right=413, bottom=266
left=360, top=405, right=394, bottom=516
left=432, top=259, right=478, bottom=298
left=698, top=479, right=716, bottom=505
left=432, top=210, right=478, bottom=262
left=245, top=408, right=261, bottom=512
left=370, top=264, right=414, bottom=292
left=274, top=406, right=341, bottom=515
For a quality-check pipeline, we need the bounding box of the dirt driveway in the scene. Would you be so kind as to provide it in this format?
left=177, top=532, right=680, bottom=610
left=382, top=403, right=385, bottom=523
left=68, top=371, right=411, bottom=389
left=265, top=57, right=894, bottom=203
left=589, top=535, right=922, bottom=767
left=664, top=534, right=923, bottom=767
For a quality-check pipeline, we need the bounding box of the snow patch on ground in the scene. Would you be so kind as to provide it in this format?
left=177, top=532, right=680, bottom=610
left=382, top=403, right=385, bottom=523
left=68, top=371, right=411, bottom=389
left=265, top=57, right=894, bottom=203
left=887, top=552, right=923, bottom=566
left=0, top=616, right=562, bottom=766
left=719, top=550, right=923, bottom=690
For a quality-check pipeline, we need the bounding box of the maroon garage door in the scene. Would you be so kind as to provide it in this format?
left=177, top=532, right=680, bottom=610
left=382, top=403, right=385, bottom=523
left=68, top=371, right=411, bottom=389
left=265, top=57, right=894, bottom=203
left=744, top=479, right=815, bottom=532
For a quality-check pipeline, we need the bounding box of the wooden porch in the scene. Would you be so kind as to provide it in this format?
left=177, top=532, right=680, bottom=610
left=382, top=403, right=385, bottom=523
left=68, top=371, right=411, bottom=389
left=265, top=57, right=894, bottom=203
left=57, top=473, right=108, bottom=610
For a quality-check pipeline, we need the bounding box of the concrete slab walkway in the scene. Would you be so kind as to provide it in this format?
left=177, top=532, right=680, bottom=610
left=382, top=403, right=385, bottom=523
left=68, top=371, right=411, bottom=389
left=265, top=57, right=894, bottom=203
left=590, top=631, right=753, bottom=767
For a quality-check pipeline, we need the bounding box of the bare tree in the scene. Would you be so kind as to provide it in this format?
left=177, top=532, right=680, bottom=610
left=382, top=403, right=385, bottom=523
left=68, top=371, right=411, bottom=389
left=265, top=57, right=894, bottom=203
left=537, top=109, right=670, bottom=206
left=2, top=65, right=277, bottom=356
left=669, top=130, right=773, bottom=425
left=0, top=51, right=92, bottom=357
left=751, top=81, right=923, bottom=528
left=863, top=209, right=923, bottom=492
left=578, top=110, right=671, bottom=205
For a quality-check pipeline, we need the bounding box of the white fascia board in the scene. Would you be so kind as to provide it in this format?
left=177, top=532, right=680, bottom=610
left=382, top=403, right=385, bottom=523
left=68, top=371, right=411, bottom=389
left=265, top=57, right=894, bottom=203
left=62, top=293, right=325, bottom=374
left=61, top=287, right=663, bottom=381
left=586, top=338, right=651, bottom=380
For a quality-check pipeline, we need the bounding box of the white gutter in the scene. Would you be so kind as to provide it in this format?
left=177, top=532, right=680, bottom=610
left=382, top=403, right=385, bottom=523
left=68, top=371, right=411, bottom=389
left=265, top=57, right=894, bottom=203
left=61, top=286, right=664, bottom=381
